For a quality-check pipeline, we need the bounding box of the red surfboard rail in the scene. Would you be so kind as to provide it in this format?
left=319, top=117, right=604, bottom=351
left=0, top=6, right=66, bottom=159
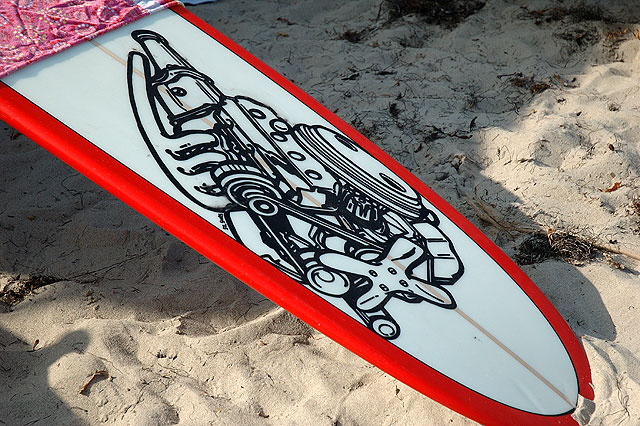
left=0, top=5, right=592, bottom=425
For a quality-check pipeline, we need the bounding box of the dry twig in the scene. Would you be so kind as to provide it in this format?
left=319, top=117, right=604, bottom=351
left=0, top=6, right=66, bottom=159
left=79, top=370, right=109, bottom=394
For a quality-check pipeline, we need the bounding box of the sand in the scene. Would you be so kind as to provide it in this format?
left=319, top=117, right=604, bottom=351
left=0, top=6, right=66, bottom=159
left=2, top=0, right=640, bottom=424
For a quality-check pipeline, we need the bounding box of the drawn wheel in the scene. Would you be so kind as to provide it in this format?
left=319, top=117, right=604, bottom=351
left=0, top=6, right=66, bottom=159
left=369, top=316, right=400, bottom=340
left=306, top=263, right=350, bottom=296
left=248, top=197, right=279, bottom=216
left=349, top=246, right=382, bottom=262
left=220, top=171, right=280, bottom=207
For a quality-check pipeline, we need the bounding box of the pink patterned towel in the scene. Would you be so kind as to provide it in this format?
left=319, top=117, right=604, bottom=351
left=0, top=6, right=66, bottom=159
left=0, top=0, right=179, bottom=78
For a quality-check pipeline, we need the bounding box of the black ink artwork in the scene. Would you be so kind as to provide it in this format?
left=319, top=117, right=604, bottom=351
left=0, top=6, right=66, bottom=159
left=127, top=30, right=464, bottom=340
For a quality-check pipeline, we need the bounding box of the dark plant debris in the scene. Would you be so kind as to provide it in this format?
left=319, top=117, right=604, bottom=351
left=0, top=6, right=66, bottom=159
left=276, top=17, right=295, bottom=26
left=633, top=198, right=640, bottom=217
left=385, top=0, right=485, bottom=27
left=548, top=230, right=596, bottom=263
left=422, top=124, right=472, bottom=142
left=632, top=197, right=640, bottom=231
left=466, top=191, right=640, bottom=265
left=0, top=275, right=59, bottom=306
left=389, top=102, right=401, bottom=118
left=606, top=27, right=640, bottom=42
left=516, top=230, right=597, bottom=265
left=350, top=116, right=379, bottom=141
left=341, top=72, right=360, bottom=81
left=339, top=29, right=369, bottom=43
left=504, top=72, right=551, bottom=95
left=555, top=25, right=599, bottom=47
left=526, top=4, right=614, bottom=25
left=424, top=125, right=447, bottom=143
left=516, top=234, right=556, bottom=265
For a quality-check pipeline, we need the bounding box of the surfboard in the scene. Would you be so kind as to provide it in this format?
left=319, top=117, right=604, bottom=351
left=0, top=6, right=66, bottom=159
left=0, top=6, right=593, bottom=425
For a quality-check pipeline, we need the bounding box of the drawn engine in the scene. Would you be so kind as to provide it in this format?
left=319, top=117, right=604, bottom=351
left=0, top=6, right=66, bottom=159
left=127, top=30, right=464, bottom=340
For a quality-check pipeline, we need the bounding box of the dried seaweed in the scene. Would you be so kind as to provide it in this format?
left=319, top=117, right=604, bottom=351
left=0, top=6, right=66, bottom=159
left=505, top=73, right=552, bottom=95
left=515, top=234, right=556, bottom=265
left=339, top=29, right=369, bottom=43
left=548, top=230, right=596, bottom=263
left=633, top=197, right=640, bottom=217
left=385, top=0, right=485, bottom=27
left=526, top=4, right=614, bottom=25
left=515, top=231, right=596, bottom=265
left=0, top=275, right=59, bottom=306
left=463, top=190, right=639, bottom=266
left=632, top=197, right=640, bottom=231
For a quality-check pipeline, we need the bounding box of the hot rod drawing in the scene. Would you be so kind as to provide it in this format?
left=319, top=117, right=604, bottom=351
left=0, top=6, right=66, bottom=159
left=127, top=30, right=464, bottom=340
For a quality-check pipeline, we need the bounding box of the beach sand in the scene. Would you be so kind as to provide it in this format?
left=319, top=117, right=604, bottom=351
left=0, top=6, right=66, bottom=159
left=2, top=0, right=640, bottom=424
